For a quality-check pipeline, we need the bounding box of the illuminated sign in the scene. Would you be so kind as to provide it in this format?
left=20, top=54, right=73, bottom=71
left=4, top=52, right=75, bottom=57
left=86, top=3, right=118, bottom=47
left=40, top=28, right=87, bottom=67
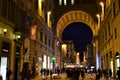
left=30, top=25, right=37, bottom=40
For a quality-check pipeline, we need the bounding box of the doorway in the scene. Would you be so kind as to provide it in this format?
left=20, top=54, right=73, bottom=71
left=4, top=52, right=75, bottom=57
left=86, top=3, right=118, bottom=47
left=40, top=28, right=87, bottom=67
left=0, top=57, right=8, bottom=80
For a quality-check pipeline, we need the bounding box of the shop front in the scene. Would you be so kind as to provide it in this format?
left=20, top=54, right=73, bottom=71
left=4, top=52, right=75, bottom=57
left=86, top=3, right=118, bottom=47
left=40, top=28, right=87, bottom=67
left=0, top=41, right=10, bottom=80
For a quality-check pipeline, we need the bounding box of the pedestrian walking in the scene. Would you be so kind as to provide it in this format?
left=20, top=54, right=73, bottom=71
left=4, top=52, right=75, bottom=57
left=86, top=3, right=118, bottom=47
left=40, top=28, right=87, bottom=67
left=21, top=62, right=31, bottom=80
left=117, top=67, right=120, bottom=80
left=95, top=70, right=100, bottom=80
left=6, top=68, right=12, bottom=80
left=50, top=69, right=53, bottom=80
left=0, top=74, right=2, bottom=80
left=109, top=69, right=112, bottom=79
left=81, top=69, right=85, bottom=80
left=40, top=69, right=43, bottom=76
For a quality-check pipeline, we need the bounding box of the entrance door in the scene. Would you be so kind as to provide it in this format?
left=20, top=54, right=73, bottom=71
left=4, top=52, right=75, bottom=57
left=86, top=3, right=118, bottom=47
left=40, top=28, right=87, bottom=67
left=14, top=57, right=19, bottom=80
left=0, top=57, right=8, bottom=80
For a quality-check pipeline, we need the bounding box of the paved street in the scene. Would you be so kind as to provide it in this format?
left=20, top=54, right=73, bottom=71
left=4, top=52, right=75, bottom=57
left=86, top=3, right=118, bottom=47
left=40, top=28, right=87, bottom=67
left=34, top=73, right=116, bottom=80
left=34, top=73, right=95, bottom=80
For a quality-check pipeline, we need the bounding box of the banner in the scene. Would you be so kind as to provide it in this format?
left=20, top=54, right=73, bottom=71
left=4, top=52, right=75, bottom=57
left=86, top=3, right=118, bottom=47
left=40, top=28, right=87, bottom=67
left=30, top=25, right=37, bottom=40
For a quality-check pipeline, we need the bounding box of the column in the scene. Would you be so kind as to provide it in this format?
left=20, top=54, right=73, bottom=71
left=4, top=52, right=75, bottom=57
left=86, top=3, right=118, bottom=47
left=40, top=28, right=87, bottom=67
left=53, top=37, right=57, bottom=72
left=96, top=14, right=100, bottom=30
left=10, top=41, right=15, bottom=80
left=113, top=54, right=116, bottom=78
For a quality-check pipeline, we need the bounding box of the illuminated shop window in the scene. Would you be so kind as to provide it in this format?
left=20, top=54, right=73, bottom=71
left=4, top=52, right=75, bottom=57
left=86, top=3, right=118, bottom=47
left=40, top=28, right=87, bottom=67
left=38, top=0, right=42, bottom=16
left=48, top=57, right=50, bottom=69
left=0, top=57, right=7, bottom=80
left=110, top=59, right=113, bottom=73
left=64, top=0, right=67, bottom=5
left=43, top=55, right=46, bottom=68
left=59, top=0, right=62, bottom=5
left=71, top=0, right=74, bottom=5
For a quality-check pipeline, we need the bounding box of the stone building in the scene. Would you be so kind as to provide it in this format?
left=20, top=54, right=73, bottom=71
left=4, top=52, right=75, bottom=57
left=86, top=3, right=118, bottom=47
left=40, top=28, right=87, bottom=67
left=98, top=0, right=120, bottom=78
left=0, top=0, right=54, bottom=80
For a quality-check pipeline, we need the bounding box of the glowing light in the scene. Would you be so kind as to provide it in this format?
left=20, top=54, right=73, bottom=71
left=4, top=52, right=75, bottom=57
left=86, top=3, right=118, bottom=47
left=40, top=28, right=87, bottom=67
left=96, top=14, right=100, bottom=18
left=100, top=2, right=104, bottom=7
left=3, top=29, right=7, bottom=32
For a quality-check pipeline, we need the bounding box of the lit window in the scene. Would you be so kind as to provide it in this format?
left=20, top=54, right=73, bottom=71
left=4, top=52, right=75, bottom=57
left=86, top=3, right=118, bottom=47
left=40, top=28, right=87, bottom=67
left=59, top=0, right=62, bottom=5
left=43, top=55, right=47, bottom=68
left=71, top=0, right=74, bottom=5
left=47, top=11, right=51, bottom=28
left=64, top=0, right=67, bottom=5
left=115, top=28, right=117, bottom=39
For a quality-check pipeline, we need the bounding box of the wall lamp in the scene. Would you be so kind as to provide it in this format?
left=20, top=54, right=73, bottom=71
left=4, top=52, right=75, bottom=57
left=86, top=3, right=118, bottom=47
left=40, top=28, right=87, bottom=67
left=14, top=31, right=21, bottom=41
left=0, top=29, right=7, bottom=36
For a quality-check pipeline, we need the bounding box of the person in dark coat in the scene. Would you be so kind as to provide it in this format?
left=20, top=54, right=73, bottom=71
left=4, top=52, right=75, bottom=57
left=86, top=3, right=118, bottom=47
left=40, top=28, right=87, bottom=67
left=0, top=74, right=2, bottom=80
left=109, top=69, right=112, bottom=79
left=6, top=68, right=12, bottom=80
left=81, top=69, right=85, bottom=80
left=117, top=67, right=120, bottom=80
left=21, top=62, right=31, bottom=80
left=50, top=69, right=53, bottom=80
left=95, top=70, right=100, bottom=80
left=74, top=68, right=80, bottom=80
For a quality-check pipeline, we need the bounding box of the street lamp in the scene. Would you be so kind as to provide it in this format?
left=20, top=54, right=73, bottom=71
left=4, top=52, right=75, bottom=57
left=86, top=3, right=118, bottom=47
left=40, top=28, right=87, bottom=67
left=96, top=14, right=100, bottom=30
left=100, top=2, right=104, bottom=21
left=0, top=29, right=7, bottom=36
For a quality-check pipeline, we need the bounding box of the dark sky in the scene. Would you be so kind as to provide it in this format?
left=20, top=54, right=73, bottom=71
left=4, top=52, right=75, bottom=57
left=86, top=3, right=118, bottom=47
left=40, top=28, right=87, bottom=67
left=62, top=22, right=93, bottom=52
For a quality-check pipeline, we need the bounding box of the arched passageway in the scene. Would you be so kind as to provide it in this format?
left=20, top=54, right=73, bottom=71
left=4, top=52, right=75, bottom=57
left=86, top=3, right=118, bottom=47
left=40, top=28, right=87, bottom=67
left=62, top=22, right=93, bottom=62
left=54, top=10, right=98, bottom=69
left=62, top=22, right=93, bottom=52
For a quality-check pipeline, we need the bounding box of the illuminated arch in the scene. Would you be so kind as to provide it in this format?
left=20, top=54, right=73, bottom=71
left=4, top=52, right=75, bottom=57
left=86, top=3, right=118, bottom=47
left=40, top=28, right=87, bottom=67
left=56, top=10, right=98, bottom=38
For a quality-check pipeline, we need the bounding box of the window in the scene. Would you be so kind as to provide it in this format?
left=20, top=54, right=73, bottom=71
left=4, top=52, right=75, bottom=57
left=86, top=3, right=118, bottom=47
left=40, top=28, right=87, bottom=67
left=40, top=32, right=43, bottom=41
left=2, top=0, right=7, bottom=17
left=45, top=36, right=47, bottom=45
left=49, top=38, right=51, bottom=47
left=119, top=0, right=120, bottom=9
left=59, top=0, right=62, bottom=5
left=35, top=0, right=38, bottom=10
left=114, top=28, right=117, bottom=39
left=105, top=27, right=107, bottom=40
left=108, top=21, right=110, bottom=36
left=64, top=0, right=67, bottom=5
left=113, top=2, right=115, bottom=17
left=71, top=0, right=74, bottom=5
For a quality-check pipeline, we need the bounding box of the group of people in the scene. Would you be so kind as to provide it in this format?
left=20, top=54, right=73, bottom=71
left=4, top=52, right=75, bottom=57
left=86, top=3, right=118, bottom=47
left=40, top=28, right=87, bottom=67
left=95, top=67, right=120, bottom=80
left=95, top=68, right=111, bottom=80
left=40, top=68, right=58, bottom=79
left=40, top=69, right=53, bottom=77
left=66, top=68, right=85, bottom=80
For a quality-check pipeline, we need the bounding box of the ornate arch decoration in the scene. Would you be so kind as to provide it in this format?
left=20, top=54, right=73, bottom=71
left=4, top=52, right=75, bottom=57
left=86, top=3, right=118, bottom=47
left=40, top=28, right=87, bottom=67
left=56, top=10, right=98, bottom=38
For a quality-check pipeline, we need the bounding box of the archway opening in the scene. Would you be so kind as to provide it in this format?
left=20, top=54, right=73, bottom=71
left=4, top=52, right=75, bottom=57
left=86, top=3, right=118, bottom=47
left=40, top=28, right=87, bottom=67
left=62, top=22, right=93, bottom=61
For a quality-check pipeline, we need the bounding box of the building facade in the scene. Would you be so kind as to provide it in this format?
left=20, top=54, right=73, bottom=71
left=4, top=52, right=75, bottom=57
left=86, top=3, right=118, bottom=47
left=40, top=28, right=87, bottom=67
left=98, top=0, right=120, bottom=78
left=0, top=0, right=54, bottom=80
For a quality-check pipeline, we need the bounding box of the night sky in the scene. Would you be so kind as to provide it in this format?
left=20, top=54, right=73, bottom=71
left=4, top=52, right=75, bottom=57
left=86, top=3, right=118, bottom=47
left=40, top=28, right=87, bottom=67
left=62, top=22, right=93, bottom=52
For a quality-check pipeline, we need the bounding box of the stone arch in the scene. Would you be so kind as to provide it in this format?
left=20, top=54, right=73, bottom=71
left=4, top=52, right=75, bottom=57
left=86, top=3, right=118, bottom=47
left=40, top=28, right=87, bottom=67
left=56, top=10, right=98, bottom=38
